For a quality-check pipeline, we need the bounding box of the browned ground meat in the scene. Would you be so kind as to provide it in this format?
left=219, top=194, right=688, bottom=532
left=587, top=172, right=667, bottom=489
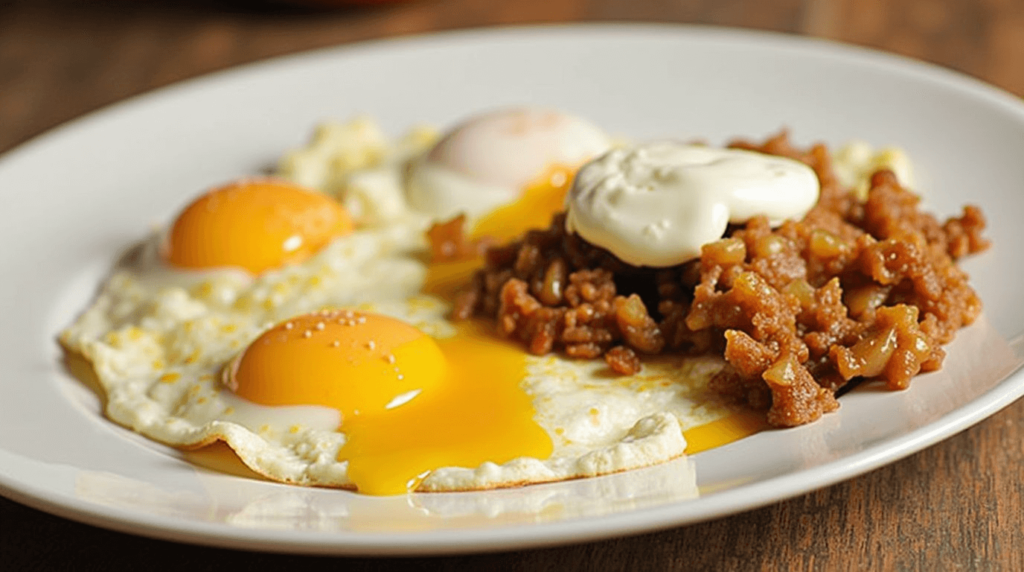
left=452, top=132, right=990, bottom=427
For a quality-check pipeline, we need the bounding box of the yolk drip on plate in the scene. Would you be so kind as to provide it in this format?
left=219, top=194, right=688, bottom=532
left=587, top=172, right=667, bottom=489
left=164, top=179, right=353, bottom=274
left=681, top=410, right=768, bottom=455
left=226, top=311, right=552, bottom=495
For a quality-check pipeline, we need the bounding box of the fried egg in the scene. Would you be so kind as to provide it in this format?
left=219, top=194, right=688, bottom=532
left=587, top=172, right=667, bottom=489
left=406, top=107, right=612, bottom=224
left=61, top=113, right=769, bottom=496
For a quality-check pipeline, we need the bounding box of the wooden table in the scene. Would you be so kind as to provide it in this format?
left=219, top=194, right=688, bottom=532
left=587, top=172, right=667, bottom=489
left=2, top=0, right=1022, bottom=569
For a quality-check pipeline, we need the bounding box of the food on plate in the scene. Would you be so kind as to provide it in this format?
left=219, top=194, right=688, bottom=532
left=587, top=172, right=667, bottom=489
left=61, top=109, right=750, bottom=495
left=59, top=108, right=988, bottom=495
left=455, top=131, right=989, bottom=427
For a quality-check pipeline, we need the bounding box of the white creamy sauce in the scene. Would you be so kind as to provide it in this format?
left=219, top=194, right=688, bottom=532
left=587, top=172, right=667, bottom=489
left=405, top=108, right=612, bottom=220
left=565, top=142, right=820, bottom=267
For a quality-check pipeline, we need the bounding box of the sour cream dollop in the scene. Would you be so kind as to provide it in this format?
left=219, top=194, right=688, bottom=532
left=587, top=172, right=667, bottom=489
left=565, top=142, right=820, bottom=267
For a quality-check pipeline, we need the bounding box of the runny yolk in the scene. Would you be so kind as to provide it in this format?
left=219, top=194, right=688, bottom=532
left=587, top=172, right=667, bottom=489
left=164, top=179, right=353, bottom=274
left=470, top=165, right=576, bottom=243
left=682, top=409, right=768, bottom=455
left=226, top=310, right=552, bottom=495
left=421, top=165, right=575, bottom=299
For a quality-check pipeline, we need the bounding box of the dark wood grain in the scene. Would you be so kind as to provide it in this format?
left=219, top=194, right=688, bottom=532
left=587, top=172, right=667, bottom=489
left=2, top=0, right=1022, bottom=569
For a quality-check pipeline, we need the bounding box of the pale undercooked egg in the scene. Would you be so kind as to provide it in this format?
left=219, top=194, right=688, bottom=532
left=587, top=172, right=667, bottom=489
left=406, top=107, right=613, bottom=240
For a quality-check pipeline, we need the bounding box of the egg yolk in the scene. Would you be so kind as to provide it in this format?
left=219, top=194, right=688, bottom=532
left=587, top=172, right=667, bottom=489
left=227, top=310, right=552, bottom=495
left=164, top=179, right=353, bottom=274
left=470, top=165, right=576, bottom=243
left=226, top=311, right=445, bottom=419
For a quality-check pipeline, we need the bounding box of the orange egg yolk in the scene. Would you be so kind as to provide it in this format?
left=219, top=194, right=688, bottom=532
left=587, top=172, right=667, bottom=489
left=470, top=164, right=576, bottom=243
left=227, top=310, right=445, bottom=419
left=227, top=310, right=552, bottom=495
left=164, top=179, right=353, bottom=274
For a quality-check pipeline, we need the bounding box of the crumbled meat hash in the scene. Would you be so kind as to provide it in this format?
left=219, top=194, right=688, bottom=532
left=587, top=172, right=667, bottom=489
left=449, top=132, right=989, bottom=427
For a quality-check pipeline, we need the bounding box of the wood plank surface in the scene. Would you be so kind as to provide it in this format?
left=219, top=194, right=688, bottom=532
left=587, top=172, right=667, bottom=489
left=1, top=0, right=1022, bottom=569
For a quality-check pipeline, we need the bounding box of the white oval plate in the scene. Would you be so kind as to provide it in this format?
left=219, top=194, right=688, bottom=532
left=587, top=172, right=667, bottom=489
left=1, top=24, right=1022, bottom=556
